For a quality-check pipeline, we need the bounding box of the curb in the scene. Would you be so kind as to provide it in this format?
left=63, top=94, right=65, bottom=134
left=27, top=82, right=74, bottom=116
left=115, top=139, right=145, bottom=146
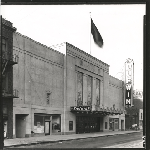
left=4, top=131, right=142, bottom=148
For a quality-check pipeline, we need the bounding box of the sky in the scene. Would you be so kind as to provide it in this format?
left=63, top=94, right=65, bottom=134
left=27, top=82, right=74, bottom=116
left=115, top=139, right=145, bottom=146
left=1, top=4, right=145, bottom=90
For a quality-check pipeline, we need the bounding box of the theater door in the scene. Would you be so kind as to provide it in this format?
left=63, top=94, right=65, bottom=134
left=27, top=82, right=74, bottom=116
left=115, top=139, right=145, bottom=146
left=76, top=116, right=100, bottom=134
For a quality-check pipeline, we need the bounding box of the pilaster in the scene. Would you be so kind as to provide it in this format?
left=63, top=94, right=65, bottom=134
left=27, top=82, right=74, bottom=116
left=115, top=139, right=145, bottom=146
left=83, top=74, right=87, bottom=106
left=92, top=77, right=96, bottom=110
left=75, top=71, right=78, bottom=106
left=13, top=111, right=16, bottom=138
left=100, top=79, right=104, bottom=107
left=25, top=53, right=31, bottom=104
left=31, top=108, right=34, bottom=132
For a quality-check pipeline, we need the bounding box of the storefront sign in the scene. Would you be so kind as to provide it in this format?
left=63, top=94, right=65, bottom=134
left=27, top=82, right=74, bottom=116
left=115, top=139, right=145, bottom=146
left=125, top=59, right=134, bottom=106
left=125, top=84, right=131, bottom=105
left=70, top=106, right=91, bottom=111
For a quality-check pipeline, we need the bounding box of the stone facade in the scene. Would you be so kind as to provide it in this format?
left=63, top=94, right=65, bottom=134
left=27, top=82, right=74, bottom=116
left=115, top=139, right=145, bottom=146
left=64, top=43, right=125, bottom=133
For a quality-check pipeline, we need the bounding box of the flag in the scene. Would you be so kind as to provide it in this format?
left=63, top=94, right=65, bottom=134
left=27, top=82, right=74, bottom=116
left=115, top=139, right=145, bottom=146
left=91, top=19, right=103, bottom=48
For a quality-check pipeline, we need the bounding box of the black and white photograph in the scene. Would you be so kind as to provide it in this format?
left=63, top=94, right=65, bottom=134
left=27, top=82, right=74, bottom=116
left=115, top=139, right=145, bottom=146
left=0, top=3, right=146, bottom=149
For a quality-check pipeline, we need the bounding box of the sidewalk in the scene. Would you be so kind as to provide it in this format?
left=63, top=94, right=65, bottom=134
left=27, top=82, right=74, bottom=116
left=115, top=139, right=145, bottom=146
left=4, top=130, right=142, bottom=148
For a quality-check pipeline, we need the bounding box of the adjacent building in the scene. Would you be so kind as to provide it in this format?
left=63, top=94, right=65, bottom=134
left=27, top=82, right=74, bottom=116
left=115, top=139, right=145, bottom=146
left=4, top=18, right=125, bottom=138
left=2, top=18, right=18, bottom=139
left=125, top=90, right=143, bottom=130
left=65, top=43, right=125, bottom=133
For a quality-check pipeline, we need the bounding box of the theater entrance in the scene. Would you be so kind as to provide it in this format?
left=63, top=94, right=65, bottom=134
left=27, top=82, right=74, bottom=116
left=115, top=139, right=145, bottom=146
left=76, top=116, right=100, bottom=134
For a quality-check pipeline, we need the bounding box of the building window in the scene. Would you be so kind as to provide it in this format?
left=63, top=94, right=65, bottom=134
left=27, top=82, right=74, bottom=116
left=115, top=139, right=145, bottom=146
left=105, top=122, right=107, bottom=129
left=87, top=75, right=92, bottom=106
left=77, top=72, right=83, bottom=106
left=34, top=115, right=44, bottom=133
left=96, top=79, right=100, bottom=105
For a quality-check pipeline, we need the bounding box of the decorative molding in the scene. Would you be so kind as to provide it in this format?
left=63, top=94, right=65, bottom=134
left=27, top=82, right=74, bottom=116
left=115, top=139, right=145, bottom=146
left=109, top=82, right=123, bottom=89
left=15, top=32, right=65, bottom=56
left=13, top=46, right=64, bottom=68
left=66, top=43, right=109, bottom=73
left=75, top=66, right=103, bottom=80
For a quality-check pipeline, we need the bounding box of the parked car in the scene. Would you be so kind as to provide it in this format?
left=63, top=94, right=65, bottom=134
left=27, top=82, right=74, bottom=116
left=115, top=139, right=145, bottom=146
left=131, top=124, right=139, bottom=130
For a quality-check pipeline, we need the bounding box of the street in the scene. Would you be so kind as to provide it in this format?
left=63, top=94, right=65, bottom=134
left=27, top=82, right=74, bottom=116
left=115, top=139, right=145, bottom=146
left=15, top=132, right=142, bottom=148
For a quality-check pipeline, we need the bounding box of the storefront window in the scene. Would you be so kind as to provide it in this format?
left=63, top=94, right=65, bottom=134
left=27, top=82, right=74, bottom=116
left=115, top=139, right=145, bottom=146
left=52, top=115, right=61, bottom=133
left=34, top=115, right=44, bottom=133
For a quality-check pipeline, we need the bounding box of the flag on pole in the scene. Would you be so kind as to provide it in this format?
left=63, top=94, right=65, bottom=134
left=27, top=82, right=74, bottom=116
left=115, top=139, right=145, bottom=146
left=91, top=19, right=103, bottom=48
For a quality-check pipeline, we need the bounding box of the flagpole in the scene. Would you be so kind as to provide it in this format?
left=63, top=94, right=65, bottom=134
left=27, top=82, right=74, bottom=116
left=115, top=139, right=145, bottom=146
left=90, top=12, right=91, bottom=55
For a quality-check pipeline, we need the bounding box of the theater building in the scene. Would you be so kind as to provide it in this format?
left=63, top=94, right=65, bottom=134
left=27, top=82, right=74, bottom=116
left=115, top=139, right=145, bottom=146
left=64, top=43, right=125, bottom=133
left=11, top=23, right=125, bottom=138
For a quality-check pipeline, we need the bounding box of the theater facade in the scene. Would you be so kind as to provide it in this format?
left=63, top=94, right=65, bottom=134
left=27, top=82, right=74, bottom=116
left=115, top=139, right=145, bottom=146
left=64, top=43, right=125, bottom=134
left=11, top=23, right=125, bottom=138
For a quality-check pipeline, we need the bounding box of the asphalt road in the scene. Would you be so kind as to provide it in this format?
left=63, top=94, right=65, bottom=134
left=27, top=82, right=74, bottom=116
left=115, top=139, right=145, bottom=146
left=16, top=132, right=142, bottom=148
